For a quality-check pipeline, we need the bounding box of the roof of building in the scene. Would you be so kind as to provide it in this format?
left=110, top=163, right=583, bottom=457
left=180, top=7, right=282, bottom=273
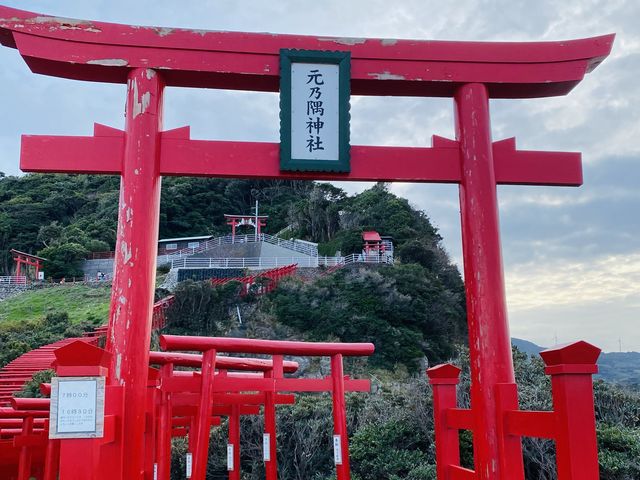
left=362, top=231, right=382, bottom=242
left=9, top=249, right=47, bottom=261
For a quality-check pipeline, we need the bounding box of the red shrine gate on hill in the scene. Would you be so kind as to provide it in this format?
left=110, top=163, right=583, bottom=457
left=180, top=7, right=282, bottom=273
left=0, top=6, right=614, bottom=480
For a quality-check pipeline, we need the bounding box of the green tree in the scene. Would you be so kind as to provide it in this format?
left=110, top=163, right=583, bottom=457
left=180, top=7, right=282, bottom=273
left=164, top=280, right=239, bottom=336
left=38, top=242, right=88, bottom=279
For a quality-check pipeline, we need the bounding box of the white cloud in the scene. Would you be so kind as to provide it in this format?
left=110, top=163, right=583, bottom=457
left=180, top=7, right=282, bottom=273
left=506, top=253, right=640, bottom=311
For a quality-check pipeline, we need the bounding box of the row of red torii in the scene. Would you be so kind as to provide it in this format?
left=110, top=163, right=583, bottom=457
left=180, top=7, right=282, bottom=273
left=0, top=6, right=614, bottom=480
left=1, top=335, right=602, bottom=480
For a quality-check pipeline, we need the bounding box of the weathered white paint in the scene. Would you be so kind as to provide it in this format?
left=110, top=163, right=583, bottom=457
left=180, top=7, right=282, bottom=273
left=87, top=58, right=129, bottom=67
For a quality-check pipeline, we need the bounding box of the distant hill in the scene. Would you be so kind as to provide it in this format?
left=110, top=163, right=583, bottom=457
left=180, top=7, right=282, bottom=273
left=511, top=338, right=544, bottom=356
left=512, top=337, right=640, bottom=388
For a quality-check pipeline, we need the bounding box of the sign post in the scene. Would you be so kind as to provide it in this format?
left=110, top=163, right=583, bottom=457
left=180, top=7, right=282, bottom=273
left=279, top=49, right=351, bottom=172
left=49, top=377, right=105, bottom=439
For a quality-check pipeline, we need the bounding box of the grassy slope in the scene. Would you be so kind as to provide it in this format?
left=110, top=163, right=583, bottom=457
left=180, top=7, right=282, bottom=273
left=0, top=284, right=111, bottom=326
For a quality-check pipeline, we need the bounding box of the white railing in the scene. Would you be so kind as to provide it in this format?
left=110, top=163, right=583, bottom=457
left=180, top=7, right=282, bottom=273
left=158, top=233, right=318, bottom=266
left=343, top=253, right=394, bottom=265
left=171, top=256, right=337, bottom=269
left=0, top=276, right=27, bottom=285
left=171, top=252, right=394, bottom=269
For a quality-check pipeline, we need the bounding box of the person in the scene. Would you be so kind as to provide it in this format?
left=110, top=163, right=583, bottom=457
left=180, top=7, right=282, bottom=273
left=97, top=270, right=102, bottom=281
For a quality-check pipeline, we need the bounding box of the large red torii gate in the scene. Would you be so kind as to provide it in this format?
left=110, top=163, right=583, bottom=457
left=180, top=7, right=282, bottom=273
left=0, top=6, right=613, bottom=480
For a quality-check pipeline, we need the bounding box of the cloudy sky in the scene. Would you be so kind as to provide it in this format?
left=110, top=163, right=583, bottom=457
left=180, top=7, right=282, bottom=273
left=0, top=1, right=638, bottom=352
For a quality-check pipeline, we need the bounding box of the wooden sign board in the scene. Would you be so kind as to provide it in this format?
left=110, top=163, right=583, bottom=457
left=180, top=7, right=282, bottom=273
left=280, top=49, right=351, bottom=172
left=49, top=376, right=105, bottom=439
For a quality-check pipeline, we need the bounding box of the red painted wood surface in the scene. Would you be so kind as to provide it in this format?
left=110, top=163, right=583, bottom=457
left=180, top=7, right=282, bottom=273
left=455, top=83, right=519, bottom=479
left=426, top=364, right=462, bottom=480
left=161, top=335, right=375, bottom=357
left=210, top=264, right=298, bottom=296
left=0, top=7, right=613, bottom=98
left=0, top=337, right=98, bottom=406
left=149, top=350, right=299, bottom=373
left=426, top=341, right=601, bottom=480
left=103, top=67, right=164, bottom=480
left=21, top=130, right=582, bottom=186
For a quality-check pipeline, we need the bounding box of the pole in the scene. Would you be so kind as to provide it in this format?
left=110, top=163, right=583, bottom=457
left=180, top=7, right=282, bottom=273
left=17, top=416, right=33, bottom=480
left=157, top=363, right=173, bottom=480
left=264, top=355, right=282, bottom=480
left=228, top=404, right=241, bottom=480
left=192, top=349, right=217, bottom=480
left=106, top=67, right=164, bottom=480
left=331, top=354, right=351, bottom=480
left=454, top=82, right=519, bottom=480
left=255, top=200, right=259, bottom=241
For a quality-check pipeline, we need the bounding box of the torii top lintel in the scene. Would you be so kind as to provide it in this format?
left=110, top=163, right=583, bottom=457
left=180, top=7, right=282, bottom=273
left=1, top=6, right=614, bottom=186
left=0, top=6, right=613, bottom=98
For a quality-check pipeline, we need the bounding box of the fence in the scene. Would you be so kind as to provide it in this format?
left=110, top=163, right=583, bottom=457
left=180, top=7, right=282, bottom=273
left=157, top=233, right=319, bottom=265
left=152, top=295, right=175, bottom=331
left=171, top=253, right=393, bottom=269
left=0, top=276, right=27, bottom=285
left=87, top=251, right=116, bottom=260
left=210, top=264, right=298, bottom=296
left=88, top=234, right=321, bottom=265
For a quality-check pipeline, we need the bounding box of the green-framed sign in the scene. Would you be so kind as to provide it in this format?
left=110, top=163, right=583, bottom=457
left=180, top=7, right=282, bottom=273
left=279, top=49, right=351, bottom=172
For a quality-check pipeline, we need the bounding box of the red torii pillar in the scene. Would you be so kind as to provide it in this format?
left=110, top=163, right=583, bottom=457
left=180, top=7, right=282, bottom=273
left=98, top=67, right=164, bottom=480
left=456, top=83, right=515, bottom=474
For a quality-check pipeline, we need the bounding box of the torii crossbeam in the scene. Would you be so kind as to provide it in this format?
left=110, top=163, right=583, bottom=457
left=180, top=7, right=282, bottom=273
left=0, top=6, right=614, bottom=480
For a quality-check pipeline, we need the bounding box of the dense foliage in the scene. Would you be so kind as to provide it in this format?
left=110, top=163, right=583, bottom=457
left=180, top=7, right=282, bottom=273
left=163, top=280, right=240, bottom=337
left=268, top=264, right=466, bottom=370
left=166, top=349, right=640, bottom=480
left=0, top=176, right=462, bottom=285
left=0, top=174, right=314, bottom=277
left=0, top=174, right=119, bottom=276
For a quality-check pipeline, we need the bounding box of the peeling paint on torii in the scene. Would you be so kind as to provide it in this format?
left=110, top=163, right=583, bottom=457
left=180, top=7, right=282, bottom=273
left=0, top=5, right=614, bottom=480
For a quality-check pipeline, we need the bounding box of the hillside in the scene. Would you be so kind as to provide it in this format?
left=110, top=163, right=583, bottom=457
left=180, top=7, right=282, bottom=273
left=513, top=337, right=640, bottom=388
left=0, top=176, right=467, bottom=369
left=0, top=283, right=110, bottom=326
left=0, top=175, right=638, bottom=479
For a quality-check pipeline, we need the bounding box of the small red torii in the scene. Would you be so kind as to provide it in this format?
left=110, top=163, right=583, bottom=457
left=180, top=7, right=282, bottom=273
left=224, top=214, right=268, bottom=240
left=9, top=249, right=45, bottom=280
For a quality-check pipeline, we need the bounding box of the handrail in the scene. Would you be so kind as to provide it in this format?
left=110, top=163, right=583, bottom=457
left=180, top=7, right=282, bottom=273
left=157, top=233, right=319, bottom=266
left=0, top=276, right=27, bottom=285
left=171, top=253, right=394, bottom=269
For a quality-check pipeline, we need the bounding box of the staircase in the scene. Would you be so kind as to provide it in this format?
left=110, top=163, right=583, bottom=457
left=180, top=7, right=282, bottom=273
left=0, top=336, right=100, bottom=405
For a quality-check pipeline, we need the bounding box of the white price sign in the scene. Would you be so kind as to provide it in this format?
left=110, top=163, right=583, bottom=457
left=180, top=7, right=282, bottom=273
left=333, top=434, right=343, bottom=465
left=186, top=452, right=193, bottom=478
left=263, top=433, right=271, bottom=462
left=49, top=376, right=105, bottom=439
left=227, top=444, right=234, bottom=471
